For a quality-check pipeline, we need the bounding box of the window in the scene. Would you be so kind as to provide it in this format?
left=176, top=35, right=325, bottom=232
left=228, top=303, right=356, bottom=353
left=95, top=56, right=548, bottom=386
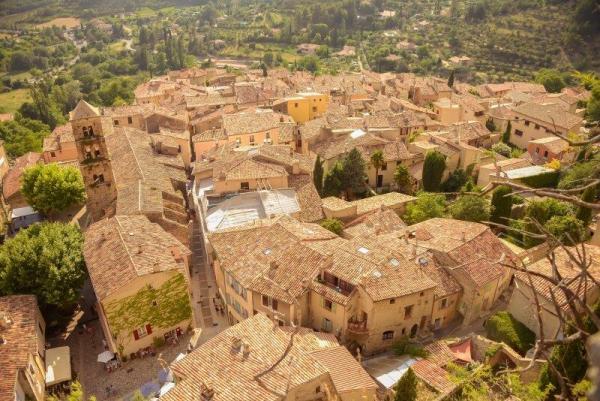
left=401, top=328, right=406, bottom=335
left=133, top=324, right=152, bottom=340
left=249, top=135, right=255, bottom=144
left=114, top=120, right=119, bottom=126
left=515, top=129, right=523, bottom=137
left=272, top=299, right=278, bottom=311
left=390, top=299, right=396, bottom=304
left=294, top=103, right=299, bottom=108
left=128, top=116, right=133, bottom=124
left=404, top=305, right=413, bottom=319
left=544, top=150, right=549, bottom=158
left=94, top=149, right=101, bottom=158
left=524, top=120, right=530, bottom=126
left=420, top=292, right=424, bottom=297
left=312, top=106, right=317, bottom=112
left=266, top=132, right=270, bottom=140
left=316, top=386, right=321, bottom=394
left=98, top=174, right=105, bottom=183
left=535, top=124, right=540, bottom=129
left=440, top=298, right=447, bottom=309
left=382, top=330, right=394, bottom=340
left=262, top=295, right=269, bottom=307
left=241, top=182, right=250, bottom=190
left=536, top=147, right=540, bottom=154
left=50, top=152, right=56, bottom=158
left=323, top=299, right=333, bottom=311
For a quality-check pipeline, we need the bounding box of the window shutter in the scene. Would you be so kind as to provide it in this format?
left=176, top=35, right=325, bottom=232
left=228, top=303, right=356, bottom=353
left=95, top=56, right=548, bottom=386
left=133, top=330, right=139, bottom=340
left=146, top=324, right=152, bottom=335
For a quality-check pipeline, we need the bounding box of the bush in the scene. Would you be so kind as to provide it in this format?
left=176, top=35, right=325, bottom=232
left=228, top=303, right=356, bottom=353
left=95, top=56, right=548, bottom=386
left=320, top=218, right=343, bottom=235
left=485, top=311, right=535, bottom=355
left=393, top=337, right=429, bottom=358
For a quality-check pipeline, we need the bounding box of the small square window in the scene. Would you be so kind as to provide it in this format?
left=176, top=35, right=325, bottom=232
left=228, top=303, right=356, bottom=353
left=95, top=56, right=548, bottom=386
left=382, top=330, right=394, bottom=340
left=324, top=299, right=333, bottom=311
left=390, top=299, right=396, bottom=304
left=50, top=152, right=56, bottom=157
left=262, top=295, right=269, bottom=307
left=128, top=116, right=133, bottom=124
left=241, top=182, right=250, bottom=190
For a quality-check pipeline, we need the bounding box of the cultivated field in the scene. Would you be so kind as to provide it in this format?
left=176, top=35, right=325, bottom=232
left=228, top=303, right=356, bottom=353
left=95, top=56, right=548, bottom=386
left=36, top=17, right=81, bottom=29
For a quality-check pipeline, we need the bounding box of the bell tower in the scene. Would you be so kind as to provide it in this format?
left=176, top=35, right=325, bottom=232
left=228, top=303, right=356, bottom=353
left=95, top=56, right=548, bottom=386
left=70, top=100, right=117, bottom=221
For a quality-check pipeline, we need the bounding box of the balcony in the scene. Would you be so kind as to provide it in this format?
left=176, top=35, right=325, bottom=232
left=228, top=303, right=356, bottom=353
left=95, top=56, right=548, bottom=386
left=346, top=319, right=368, bottom=334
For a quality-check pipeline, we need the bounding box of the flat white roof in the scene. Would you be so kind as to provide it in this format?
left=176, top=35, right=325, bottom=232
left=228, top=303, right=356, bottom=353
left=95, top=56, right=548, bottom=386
left=46, top=346, right=72, bottom=386
left=504, top=166, right=554, bottom=180
left=11, top=206, right=38, bottom=219
left=205, top=189, right=300, bottom=232
left=363, top=354, right=418, bottom=389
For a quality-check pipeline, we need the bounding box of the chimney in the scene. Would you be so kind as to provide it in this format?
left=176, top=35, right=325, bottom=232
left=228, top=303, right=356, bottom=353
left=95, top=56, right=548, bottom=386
left=199, top=384, right=215, bottom=401
left=231, top=337, right=242, bottom=353
left=242, top=342, right=250, bottom=359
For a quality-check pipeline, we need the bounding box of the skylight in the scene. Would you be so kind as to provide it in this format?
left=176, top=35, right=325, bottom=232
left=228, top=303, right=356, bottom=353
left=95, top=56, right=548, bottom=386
left=263, top=248, right=272, bottom=255
left=358, top=247, right=369, bottom=254
left=350, top=129, right=366, bottom=139
left=390, top=258, right=400, bottom=267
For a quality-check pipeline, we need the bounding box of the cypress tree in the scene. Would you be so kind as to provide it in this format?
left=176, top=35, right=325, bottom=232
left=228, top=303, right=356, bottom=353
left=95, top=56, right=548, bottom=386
left=501, top=121, right=512, bottom=144
left=447, top=69, right=455, bottom=88
left=576, top=186, right=597, bottom=226
left=422, top=150, right=446, bottom=192
left=313, top=155, right=324, bottom=196
left=394, top=368, right=417, bottom=401
left=490, top=185, right=513, bottom=226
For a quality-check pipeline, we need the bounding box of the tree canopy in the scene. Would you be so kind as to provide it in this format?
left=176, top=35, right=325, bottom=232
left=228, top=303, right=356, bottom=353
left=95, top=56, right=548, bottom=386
left=21, top=164, right=86, bottom=215
left=490, top=185, right=513, bottom=226
left=341, top=148, right=367, bottom=196
left=0, top=222, right=87, bottom=310
left=403, top=192, right=446, bottom=225
left=449, top=194, right=490, bottom=222
left=394, top=367, right=417, bottom=401
left=394, top=164, right=413, bottom=194
left=313, top=155, right=324, bottom=196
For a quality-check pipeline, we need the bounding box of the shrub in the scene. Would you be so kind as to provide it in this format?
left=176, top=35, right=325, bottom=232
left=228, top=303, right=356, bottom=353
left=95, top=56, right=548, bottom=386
left=518, top=170, right=559, bottom=188
left=485, top=311, right=535, bottom=355
left=320, top=218, right=343, bottom=235
left=393, top=337, right=429, bottom=358
left=422, top=150, right=446, bottom=192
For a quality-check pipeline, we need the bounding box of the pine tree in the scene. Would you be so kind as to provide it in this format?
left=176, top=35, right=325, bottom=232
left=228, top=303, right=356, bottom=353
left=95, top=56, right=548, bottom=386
left=323, top=162, right=344, bottom=197
left=422, top=151, right=446, bottom=192
left=502, top=121, right=512, bottom=144
left=394, top=368, right=417, bottom=401
left=490, top=185, right=513, bottom=226
left=447, top=69, right=455, bottom=88
left=575, top=186, right=596, bottom=226
left=313, top=155, right=324, bottom=196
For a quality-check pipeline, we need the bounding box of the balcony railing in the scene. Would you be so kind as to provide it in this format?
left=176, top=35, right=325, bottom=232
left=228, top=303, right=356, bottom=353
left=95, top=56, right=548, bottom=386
left=347, top=319, right=368, bottom=334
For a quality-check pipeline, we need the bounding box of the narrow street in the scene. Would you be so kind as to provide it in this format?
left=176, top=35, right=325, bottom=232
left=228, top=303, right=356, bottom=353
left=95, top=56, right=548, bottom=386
left=188, top=218, right=228, bottom=344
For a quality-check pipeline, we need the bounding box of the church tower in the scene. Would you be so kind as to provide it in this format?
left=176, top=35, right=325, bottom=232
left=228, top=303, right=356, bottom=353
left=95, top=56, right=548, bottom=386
left=70, top=100, right=117, bottom=221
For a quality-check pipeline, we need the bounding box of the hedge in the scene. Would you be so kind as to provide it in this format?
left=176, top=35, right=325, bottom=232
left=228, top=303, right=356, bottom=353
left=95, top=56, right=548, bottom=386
left=485, top=311, right=535, bottom=355
left=518, top=170, right=560, bottom=188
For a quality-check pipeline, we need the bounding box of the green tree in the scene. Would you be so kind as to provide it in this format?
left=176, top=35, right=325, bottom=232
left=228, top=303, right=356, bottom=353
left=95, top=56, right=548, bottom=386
left=313, top=155, right=324, bottom=196
left=449, top=195, right=490, bottom=222
left=263, top=51, right=274, bottom=67
left=323, top=162, right=344, bottom=197
left=575, top=186, right=596, bottom=226
left=320, top=218, right=343, bottom=235
left=485, top=117, right=497, bottom=132
left=0, top=118, right=50, bottom=157
left=502, top=121, right=511, bottom=144
left=587, top=82, right=600, bottom=123
left=341, top=148, right=367, bottom=197
left=545, top=215, right=586, bottom=245
left=490, top=185, right=513, bottom=226
left=521, top=199, right=574, bottom=247
left=485, top=311, right=535, bottom=355
left=0, top=223, right=86, bottom=310
left=47, top=381, right=96, bottom=401
left=422, top=151, right=446, bottom=192
left=403, top=192, right=446, bottom=225
left=394, top=368, right=417, bottom=401
left=491, top=142, right=512, bottom=158
left=535, top=69, right=566, bottom=93
left=393, top=164, right=413, bottom=194
left=21, top=164, right=86, bottom=215
left=441, top=168, right=469, bottom=192
left=370, top=150, right=385, bottom=189
left=447, top=69, right=455, bottom=88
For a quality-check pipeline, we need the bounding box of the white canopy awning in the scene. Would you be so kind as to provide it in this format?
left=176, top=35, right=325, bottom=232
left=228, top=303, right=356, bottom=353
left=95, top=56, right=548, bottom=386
left=46, top=346, right=72, bottom=386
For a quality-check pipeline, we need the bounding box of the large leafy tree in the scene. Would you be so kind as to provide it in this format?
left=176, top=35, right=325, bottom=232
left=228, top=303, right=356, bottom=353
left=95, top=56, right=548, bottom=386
left=0, top=118, right=50, bottom=157
left=403, top=192, right=446, bottom=225
left=422, top=150, right=446, bottom=192
left=394, top=368, right=417, bottom=401
left=0, top=223, right=86, bottom=310
left=449, top=194, right=490, bottom=222
left=370, top=150, right=385, bottom=188
left=535, top=68, right=566, bottom=93
left=575, top=186, right=597, bottom=226
left=21, top=164, right=86, bottom=215
left=341, top=148, right=367, bottom=197
left=313, top=155, right=324, bottom=196
left=545, top=215, right=586, bottom=245
left=490, top=185, right=513, bottom=226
